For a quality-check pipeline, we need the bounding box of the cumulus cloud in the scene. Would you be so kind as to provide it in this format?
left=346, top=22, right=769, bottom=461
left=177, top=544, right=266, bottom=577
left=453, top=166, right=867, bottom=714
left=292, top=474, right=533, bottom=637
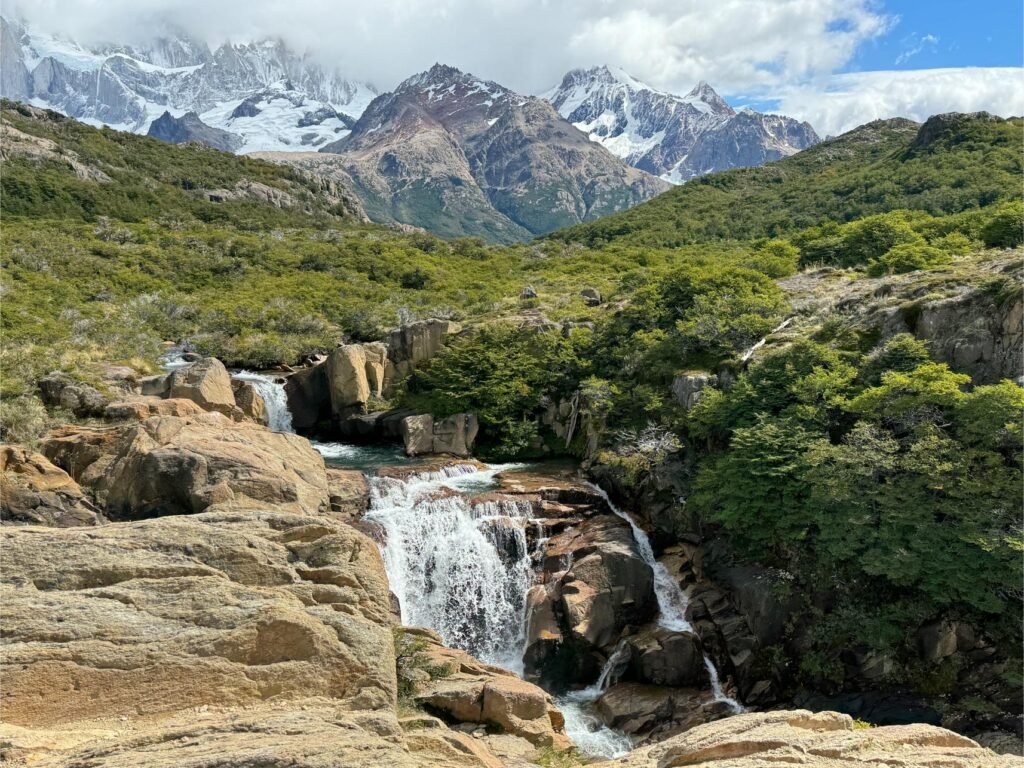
left=9, top=0, right=893, bottom=95
left=7, top=0, right=1022, bottom=137
left=765, top=67, right=1024, bottom=137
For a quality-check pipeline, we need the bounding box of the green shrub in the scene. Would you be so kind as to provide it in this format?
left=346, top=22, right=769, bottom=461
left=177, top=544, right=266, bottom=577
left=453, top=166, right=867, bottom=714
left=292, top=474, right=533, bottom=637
left=867, top=244, right=952, bottom=275
left=980, top=201, right=1024, bottom=247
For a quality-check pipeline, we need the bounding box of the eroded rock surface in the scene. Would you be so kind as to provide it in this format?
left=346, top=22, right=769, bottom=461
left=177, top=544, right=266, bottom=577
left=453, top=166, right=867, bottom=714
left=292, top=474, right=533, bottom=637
left=0, top=445, right=102, bottom=527
left=42, top=413, right=330, bottom=519
left=1, top=510, right=395, bottom=727
left=604, top=709, right=1018, bottom=767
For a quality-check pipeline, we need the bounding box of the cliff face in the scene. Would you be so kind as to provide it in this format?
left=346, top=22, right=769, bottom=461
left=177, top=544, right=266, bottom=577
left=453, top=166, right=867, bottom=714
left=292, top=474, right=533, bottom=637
left=777, top=250, right=1023, bottom=384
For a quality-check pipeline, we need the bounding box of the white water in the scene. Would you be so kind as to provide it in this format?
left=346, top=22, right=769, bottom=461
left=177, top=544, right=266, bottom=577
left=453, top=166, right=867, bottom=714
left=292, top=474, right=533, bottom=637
left=585, top=482, right=744, bottom=713
left=365, top=463, right=535, bottom=673
left=556, top=689, right=634, bottom=758
left=232, top=370, right=294, bottom=433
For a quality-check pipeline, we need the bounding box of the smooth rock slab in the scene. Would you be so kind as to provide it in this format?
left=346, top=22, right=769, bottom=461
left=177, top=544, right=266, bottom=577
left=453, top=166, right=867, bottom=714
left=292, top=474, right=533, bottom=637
left=603, top=709, right=1018, bottom=767
left=0, top=510, right=395, bottom=728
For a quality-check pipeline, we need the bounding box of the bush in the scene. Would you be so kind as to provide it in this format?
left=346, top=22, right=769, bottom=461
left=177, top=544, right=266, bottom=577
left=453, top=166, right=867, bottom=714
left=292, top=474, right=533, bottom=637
left=980, top=201, right=1024, bottom=248
left=867, top=244, right=952, bottom=275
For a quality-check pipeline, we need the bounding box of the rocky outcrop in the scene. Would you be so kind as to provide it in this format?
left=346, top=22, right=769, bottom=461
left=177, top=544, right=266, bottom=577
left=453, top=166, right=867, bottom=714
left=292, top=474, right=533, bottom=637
left=401, top=413, right=479, bottom=457
left=42, top=413, right=330, bottom=519
left=603, top=709, right=1016, bottom=767
left=525, top=513, right=657, bottom=690
left=597, top=682, right=723, bottom=742
left=671, top=372, right=718, bottom=410
left=0, top=445, right=102, bottom=527
left=778, top=252, right=1023, bottom=384
left=327, top=467, right=371, bottom=519
left=385, top=319, right=462, bottom=388
left=37, top=372, right=108, bottom=417
left=0, top=701, right=508, bottom=768
left=147, top=110, right=243, bottom=152
left=401, top=628, right=571, bottom=749
left=0, top=509, right=394, bottom=727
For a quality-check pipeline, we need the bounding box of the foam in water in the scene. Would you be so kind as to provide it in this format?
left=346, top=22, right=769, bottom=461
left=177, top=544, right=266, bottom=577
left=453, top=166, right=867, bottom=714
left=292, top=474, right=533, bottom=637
left=232, top=370, right=294, bottom=433
left=556, top=692, right=633, bottom=758
left=365, top=463, right=534, bottom=673
left=585, top=482, right=744, bottom=713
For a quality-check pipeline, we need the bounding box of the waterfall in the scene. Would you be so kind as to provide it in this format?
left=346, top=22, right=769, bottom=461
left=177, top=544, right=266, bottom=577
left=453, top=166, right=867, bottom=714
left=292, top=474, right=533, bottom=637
left=585, top=482, right=744, bottom=713
left=232, top=370, right=294, bottom=433
left=365, top=464, right=534, bottom=673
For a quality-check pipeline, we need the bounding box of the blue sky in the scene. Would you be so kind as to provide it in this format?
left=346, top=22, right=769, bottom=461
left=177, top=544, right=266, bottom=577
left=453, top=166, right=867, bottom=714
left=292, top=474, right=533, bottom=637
left=848, top=0, right=1023, bottom=71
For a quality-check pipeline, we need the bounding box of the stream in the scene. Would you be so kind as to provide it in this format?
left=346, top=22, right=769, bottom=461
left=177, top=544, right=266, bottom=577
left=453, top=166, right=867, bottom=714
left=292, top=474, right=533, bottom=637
left=205, top=366, right=740, bottom=758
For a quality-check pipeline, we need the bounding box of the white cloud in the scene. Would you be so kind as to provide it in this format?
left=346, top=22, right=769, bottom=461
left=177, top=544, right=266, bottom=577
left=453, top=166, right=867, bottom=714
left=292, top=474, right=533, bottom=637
left=7, top=0, right=1021, bottom=139
left=9, top=0, right=893, bottom=95
left=895, top=32, right=940, bottom=65
left=767, top=67, right=1024, bottom=137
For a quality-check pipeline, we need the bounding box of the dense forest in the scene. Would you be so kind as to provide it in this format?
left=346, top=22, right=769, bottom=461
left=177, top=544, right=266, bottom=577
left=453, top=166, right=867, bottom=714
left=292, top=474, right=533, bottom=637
left=2, top=101, right=1021, bottom=730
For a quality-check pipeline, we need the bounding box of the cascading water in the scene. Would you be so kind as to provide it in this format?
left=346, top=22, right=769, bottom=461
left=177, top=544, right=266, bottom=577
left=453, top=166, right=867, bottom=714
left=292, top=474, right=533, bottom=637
left=364, top=463, right=535, bottom=673
left=232, top=370, right=294, bottom=433
left=586, top=482, right=744, bottom=713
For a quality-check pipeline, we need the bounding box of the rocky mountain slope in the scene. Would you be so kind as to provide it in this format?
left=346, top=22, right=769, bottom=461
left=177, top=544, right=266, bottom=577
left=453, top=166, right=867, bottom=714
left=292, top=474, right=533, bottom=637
left=0, top=15, right=375, bottom=153
left=307, top=64, right=668, bottom=241
left=544, top=66, right=819, bottom=182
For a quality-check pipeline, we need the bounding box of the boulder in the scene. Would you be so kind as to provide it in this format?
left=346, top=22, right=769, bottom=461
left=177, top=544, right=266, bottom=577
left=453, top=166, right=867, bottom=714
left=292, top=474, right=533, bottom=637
left=166, top=357, right=240, bottom=418
left=401, top=413, right=479, bottom=457
left=0, top=445, right=102, bottom=527
left=37, top=373, right=108, bottom=417
left=231, top=379, right=268, bottom=425
left=596, top=682, right=721, bottom=741
left=285, top=363, right=331, bottom=433
left=0, top=509, right=395, bottom=728
left=407, top=629, right=571, bottom=749
left=42, top=413, right=330, bottom=519
left=603, top=709, right=1009, bottom=768
left=433, top=413, right=479, bottom=457
left=327, top=344, right=370, bottom=414
left=401, top=414, right=435, bottom=456
left=919, top=620, right=960, bottom=662
left=626, top=627, right=709, bottom=688
left=385, top=319, right=461, bottom=389
left=671, top=372, right=718, bottom=410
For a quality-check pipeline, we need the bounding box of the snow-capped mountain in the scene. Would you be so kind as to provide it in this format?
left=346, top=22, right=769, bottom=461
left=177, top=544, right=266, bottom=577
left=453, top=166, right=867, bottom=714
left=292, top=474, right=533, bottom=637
left=0, top=16, right=376, bottom=153
left=304, top=64, right=668, bottom=242
left=543, top=65, right=819, bottom=183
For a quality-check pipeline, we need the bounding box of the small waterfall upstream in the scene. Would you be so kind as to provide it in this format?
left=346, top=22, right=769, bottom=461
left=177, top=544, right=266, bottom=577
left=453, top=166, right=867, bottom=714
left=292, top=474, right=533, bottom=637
left=364, top=464, right=535, bottom=672
left=586, top=483, right=744, bottom=713
left=232, top=370, right=294, bottom=433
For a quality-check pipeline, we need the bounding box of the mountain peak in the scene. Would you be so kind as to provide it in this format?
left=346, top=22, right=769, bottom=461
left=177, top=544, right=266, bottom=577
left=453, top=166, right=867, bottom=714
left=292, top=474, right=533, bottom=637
left=684, top=80, right=732, bottom=114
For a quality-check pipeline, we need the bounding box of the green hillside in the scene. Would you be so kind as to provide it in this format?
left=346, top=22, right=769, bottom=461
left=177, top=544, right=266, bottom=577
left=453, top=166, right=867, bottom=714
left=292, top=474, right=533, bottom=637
left=546, top=113, right=1022, bottom=249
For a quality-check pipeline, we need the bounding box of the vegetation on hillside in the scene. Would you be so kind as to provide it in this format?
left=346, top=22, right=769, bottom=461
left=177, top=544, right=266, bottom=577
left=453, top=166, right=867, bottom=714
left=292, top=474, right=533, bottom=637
left=2, top=103, right=1020, bottom=723
left=546, top=114, right=1022, bottom=250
